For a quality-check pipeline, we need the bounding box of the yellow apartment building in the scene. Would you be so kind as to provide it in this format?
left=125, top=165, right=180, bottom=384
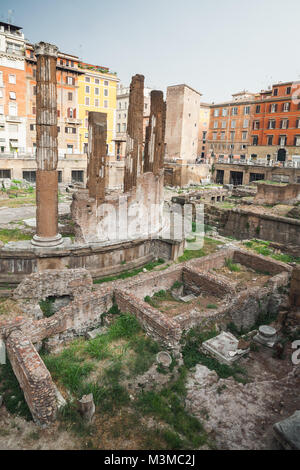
left=78, top=62, right=119, bottom=156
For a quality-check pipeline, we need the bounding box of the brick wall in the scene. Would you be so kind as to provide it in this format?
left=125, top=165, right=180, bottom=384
left=6, top=330, right=57, bottom=426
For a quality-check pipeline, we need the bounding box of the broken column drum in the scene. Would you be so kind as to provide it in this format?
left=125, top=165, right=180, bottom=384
left=31, top=42, right=63, bottom=247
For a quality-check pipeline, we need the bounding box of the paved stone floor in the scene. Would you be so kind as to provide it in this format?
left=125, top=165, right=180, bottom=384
left=0, top=203, right=70, bottom=225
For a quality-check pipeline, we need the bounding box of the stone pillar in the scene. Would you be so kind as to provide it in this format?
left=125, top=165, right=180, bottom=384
left=31, top=42, right=63, bottom=247
left=144, top=90, right=165, bottom=175
left=87, top=112, right=107, bottom=201
left=124, top=74, right=144, bottom=192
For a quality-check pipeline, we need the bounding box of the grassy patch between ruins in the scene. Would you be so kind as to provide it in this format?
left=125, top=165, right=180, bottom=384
left=0, top=229, right=32, bottom=244
left=93, top=259, right=166, bottom=284
left=243, top=239, right=300, bottom=264
left=178, top=237, right=222, bottom=262
left=40, top=314, right=208, bottom=449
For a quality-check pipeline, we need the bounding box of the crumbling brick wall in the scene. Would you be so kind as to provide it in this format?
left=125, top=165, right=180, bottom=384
left=182, top=268, right=234, bottom=298
left=114, top=288, right=182, bottom=354
left=13, top=268, right=93, bottom=301
left=290, top=267, right=300, bottom=307
left=6, top=330, right=58, bottom=426
left=254, top=183, right=300, bottom=205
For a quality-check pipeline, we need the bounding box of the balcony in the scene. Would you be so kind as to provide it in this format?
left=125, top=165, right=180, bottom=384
left=5, top=47, right=25, bottom=58
left=66, top=117, right=82, bottom=125
left=6, top=115, right=22, bottom=123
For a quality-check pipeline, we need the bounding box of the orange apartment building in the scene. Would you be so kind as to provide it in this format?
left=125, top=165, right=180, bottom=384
left=248, top=81, right=300, bottom=165
left=207, top=91, right=256, bottom=163
left=197, top=102, right=211, bottom=161
left=25, top=44, right=84, bottom=159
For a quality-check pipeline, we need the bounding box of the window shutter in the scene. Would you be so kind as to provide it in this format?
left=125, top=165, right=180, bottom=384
left=67, top=108, right=70, bottom=118
left=286, top=120, right=289, bottom=129
left=73, top=108, right=76, bottom=119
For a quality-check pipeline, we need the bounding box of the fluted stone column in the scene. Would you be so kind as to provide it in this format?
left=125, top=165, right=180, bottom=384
left=31, top=42, right=63, bottom=247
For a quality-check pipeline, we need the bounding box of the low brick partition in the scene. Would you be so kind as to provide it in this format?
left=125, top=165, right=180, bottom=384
left=6, top=330, right=58, bottom=427
left=114, top=288, right=182, bottom=353
left=290, top=267, right=300, bottom=307
left=232, top=249, right=292, bottom=275
left=183, top=268, right=235, bottom=298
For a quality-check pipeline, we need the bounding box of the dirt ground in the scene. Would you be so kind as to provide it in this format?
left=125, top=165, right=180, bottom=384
left=186, top=342, right=300, bottom=450
left=213, top=264, right=271, bottom=291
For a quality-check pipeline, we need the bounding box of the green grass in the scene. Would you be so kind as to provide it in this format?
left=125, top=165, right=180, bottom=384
left=39, top=297, right=56, bottom=318
left=206, top=304, right=218, bottom=309
left=0, top=360, right=32, bottom=421
left=0, top=228, right=32, bottom=244
left=135, top=367, right=208, bottom=449
left=225, top=258, right=241, bottom=272
left=93, top=259, right=165, bottom=284
left=243, top=239, right=300, bottom=264
left=178, top=237, right=221, bottom=262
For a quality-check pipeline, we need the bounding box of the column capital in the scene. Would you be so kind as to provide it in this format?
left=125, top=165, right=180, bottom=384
left=34, top=41, right=59, bottom=58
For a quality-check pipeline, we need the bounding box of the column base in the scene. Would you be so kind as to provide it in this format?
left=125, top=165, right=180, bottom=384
left=31, top=234, right=64, bottom=248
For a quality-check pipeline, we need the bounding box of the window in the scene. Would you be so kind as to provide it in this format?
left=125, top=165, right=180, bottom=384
left=85, top=97, right=90, bottom=106
left=104, top=81, right=109, bottom=86
left=294, top=136, right=300, bottom=146
left=58, top=171, right=62, bottom=183
left=252, top=136, right=258, bottom=146
left=9, top=103, right=17, bottom=116
left=104, top=100, right=108, bottom=108
left=214, top=109, right=219, bottom=117
left=9, top=74, right=16, bottom=84
left=283, top=102, right=290, bottom=112
left=9, top=91, right=16, bottom=100
left=95, top=99, right=99, bottom=107
left=23, top=171, right=36, bottom=183
left=268, top=120, right=276, bottom=129
left=213, top=121, right=218, bottom=129
left=67, top=145, right=74, bottom=154
left=72, top=170, right=84, bottom=182
left=66, top=76, right=75, bottom=85
left=221, top=121, right=226, bottom=129
left=231, top=120, right=236, bottom=128
left=253, top=121, right=260, bottom=130
left=85, top=77, right=91, bottom=83
left=267, top=135, right=273, bottom=145
left=0, top=169, right=11, bottom=178
left=230, top=131, right=235, bottom=141
left=33, top=86, right=37, bottom=96
left=242, top=131, right=248, bottom=140
left=117, top=124, right=121, bottom=133
left=68, top=92, right=73, bottom=101
left=279, top=136, right=287, bottom=146
left=297, top=119, right=300, bottom=129
left=85, top=118, right=88, bottom=128
left=30, top=124, right=36, bottom=131
left=231, top=107, right=238, bottom=116
left=95, top=88, right=99, bottom=95
left=65, top=127, right=76, bottom=134
left=280, top=119, right=289, bottom=129
left=273, top=88, right=278, bottom=96
left=256, top=105, right=261, bottom=113
left=244, top=106, right=250, bottom=115
left=104, top=89, right=108, bottom=97
left=123, top=113, right=126, bottom=119
left=222, top=108, right=227, bottom=116
left=95, top=79, right=100, bottom=85
left=85, top=85, right=90, bottom=94
left=212, top=132, right=217, bottom=140
left=123, top=123, right=126, bottom=132
left=243, top=119, right=249, bottom=128
left=221, top=132, right=225, bottom=140
left=270, top=103, right=277, bottom=113
left=32, top=106, right=36, bottom=115
left=67, top=108, right=76, bottom=118
left=0, top=90, right=3, bottom=99
left=286, top=87, right=291, bottom=95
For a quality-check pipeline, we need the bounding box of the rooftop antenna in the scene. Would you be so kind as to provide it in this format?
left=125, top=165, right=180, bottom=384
left=7, top=9, right=14, bottom=24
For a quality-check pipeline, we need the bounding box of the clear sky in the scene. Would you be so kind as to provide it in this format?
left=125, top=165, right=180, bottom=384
left=1, top=0, right=300, bottom=102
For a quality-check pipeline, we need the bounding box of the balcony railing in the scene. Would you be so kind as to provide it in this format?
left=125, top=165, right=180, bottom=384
left=216, top=158, right=300, bottom=168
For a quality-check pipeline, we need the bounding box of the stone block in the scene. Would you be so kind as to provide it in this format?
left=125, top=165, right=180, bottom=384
left=273, top=410, right=300, bottom=450
left=202, top=331, right=249, bottom=366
